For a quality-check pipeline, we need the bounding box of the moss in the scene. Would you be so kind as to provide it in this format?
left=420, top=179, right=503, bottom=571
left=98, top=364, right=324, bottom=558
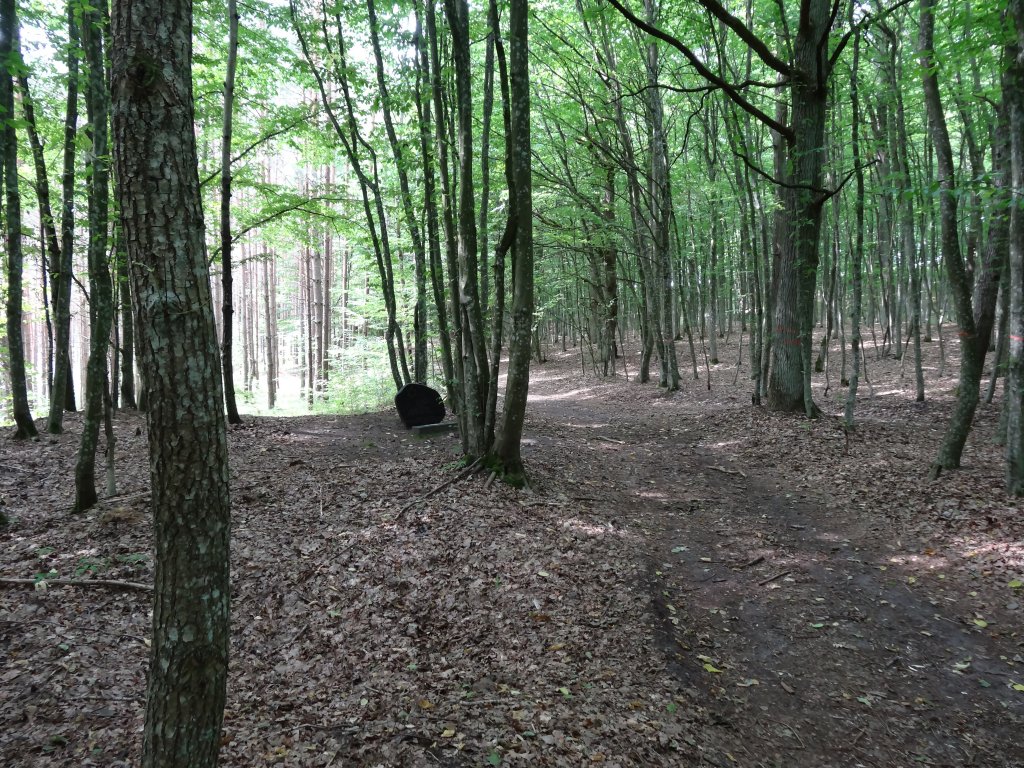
left=484, top=454, right=528, bottom=489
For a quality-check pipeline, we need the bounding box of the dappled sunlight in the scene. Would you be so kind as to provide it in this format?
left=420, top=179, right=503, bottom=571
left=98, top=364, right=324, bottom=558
left=557, top=517, right=637, bottom=540
left=529, top=386, right=599, bottom=402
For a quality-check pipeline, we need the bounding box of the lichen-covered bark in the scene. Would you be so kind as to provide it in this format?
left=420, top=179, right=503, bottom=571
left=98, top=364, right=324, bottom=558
left=110, top=0, right=231, bottom=764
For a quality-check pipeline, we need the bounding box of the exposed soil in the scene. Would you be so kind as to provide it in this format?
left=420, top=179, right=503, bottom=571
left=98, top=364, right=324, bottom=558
left=1, top=328, right=1022, bottom=767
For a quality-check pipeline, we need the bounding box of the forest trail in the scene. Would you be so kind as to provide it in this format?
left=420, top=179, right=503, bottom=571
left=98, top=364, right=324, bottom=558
left=2, top=339, right=1023, bottom=768
left=520, top=355, right=1024, bottom=767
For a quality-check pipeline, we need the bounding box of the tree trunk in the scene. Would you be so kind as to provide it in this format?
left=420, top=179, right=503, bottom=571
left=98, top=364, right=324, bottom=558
left=767, top=0, right=831, bottom=417
left=490, top=0, right=532, bottom=482
left=845, top=29, right=865, bottom=428
left=46, top=4, right=80, bottom=430
left=414, top=1, right=455, bottom=400
left=1, top=0, right=37, bottom=438
left=74, top=3, right=114, bottom=511
left=111, top=0, right=232, bottom=763
left=921, top=0, right=985, bottom=476
left=1004, top=8, right=1024, bottom=495
left=220, top=0, right=242, bottom=423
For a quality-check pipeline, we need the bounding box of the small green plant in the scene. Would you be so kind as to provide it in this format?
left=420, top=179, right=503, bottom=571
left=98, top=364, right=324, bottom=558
left=33, top=569, right=58, bottom=583
left=74, top=557, right=108, bottom=578
left=115, top=552, right=149, bottom=566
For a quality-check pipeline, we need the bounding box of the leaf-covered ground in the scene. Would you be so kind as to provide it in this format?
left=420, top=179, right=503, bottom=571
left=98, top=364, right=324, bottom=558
left=2, top=327, right=1023, bottom=767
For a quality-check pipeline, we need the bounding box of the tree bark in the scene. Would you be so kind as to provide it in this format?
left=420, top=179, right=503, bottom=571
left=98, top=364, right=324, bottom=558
left=920, top=0, right=984, bottom=476
left=491, top=0, right=533, bottom=482
left=74, top=2, right=114, bottom=512
left=1, top=0, right=37, bottom=439
left=221, top=0, right=242, bottom=423
left=111, top=0, right=231, bottom=763
left=1005, top=4, right=1024, bottom=495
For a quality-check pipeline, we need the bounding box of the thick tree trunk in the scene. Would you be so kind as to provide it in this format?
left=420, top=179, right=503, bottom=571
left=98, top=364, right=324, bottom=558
left=767, top=0, right=830, bottom=416
left=111, top=0, right=232, bottom=764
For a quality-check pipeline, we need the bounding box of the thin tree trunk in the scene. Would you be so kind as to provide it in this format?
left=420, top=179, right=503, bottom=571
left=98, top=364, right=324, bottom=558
left=921, top=0, right=985, bottom=476
left=1003, top=10, right=1024, bottom=494
left=845, top=29, right=864, bottom=428
left=47, top=4, right=80, bottom=430
left=1, top=0, right=37, bottom=438
left=491, top=0, right=532, bottom=481
left=74, top=1, right=114, bottom=511
left=221, top=0, right=242, bottom=423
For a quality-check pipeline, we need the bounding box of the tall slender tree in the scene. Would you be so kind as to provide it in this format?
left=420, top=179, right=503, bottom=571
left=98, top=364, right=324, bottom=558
left=1, top=0, right=37, bottom=438
left=221, top=0, right=242, bottom=423
left=1006, top=0, right=1024, bottom=495
left=74, top=1, right=114, bottom=512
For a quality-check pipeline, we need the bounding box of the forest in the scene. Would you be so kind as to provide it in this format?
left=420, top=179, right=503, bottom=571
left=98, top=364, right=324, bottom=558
left=1, top=0, right=1024, bottom=765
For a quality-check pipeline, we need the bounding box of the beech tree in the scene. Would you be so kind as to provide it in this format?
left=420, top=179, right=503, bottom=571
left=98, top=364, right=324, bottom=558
left=111, top=0, right=231, bottom=764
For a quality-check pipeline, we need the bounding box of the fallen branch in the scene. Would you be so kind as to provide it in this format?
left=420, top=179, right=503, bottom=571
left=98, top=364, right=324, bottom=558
left=739, top=555, right=765, bottom=569
left=394, top=457, right=484, bottom=520
left=0, top=577, right=153, bottom=592
left=708, top=465, right=747, bottom=478
left=757, top=570, right=791, bottom=586
left=596, top=435, right=625, bottom=445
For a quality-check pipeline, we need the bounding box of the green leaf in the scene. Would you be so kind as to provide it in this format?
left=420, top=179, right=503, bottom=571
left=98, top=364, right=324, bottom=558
left=487, top=751, right=502, bottom=766
left=1009, top=580, right=1023, bottom=589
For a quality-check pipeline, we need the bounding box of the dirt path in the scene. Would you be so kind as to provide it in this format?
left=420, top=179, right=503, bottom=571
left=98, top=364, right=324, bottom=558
left=521, top=361, right=1024, bottom=768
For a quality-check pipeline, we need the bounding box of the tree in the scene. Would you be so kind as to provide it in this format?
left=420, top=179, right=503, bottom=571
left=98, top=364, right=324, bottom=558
left=73, top=0, right=114, bottom=512
left=1, top=0, right=37, bottom=439
left=1007, top=0, right=1024, bottom=495
left=920, top=0, right=1002, bottom=477
left=110, top=0, right=231, bottom=764
left=220, top=0, right=242, bottom=424
left=489, top=0, right=533, bottom=482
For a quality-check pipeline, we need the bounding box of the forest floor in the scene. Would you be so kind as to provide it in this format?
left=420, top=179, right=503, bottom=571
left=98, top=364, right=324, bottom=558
left=1, top=326, right=1023, bottom=767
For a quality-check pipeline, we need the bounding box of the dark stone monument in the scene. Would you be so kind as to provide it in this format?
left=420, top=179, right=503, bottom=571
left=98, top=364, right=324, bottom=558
left=395, top=383, right=445, bottom=428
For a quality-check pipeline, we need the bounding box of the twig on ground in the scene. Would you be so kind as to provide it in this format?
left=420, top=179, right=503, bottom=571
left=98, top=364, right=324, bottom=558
left=0, top=577, right=153, bottom=592
left=394, top=457, right=484, bottom=520
left=758, top=570, right=791, bottom=586
left=708, top=465, right=747, bottom=478
left=739, top=555, right=765, bottom=569
left=596, top=435, right=625, bottom=445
